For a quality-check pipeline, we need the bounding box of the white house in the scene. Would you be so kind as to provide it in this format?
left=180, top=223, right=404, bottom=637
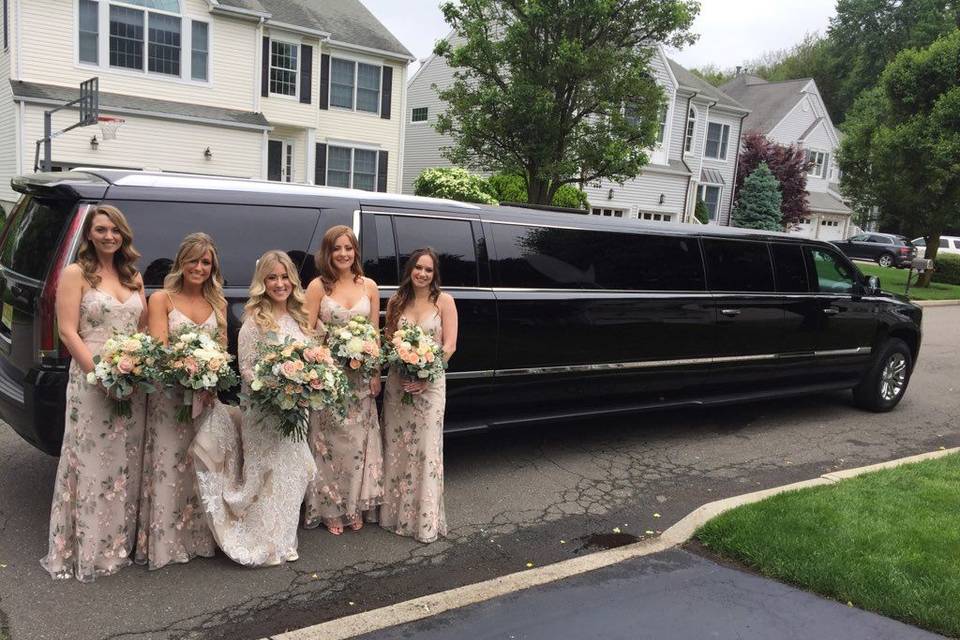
left=404, top=39, right=749, bottom=225
left=0, top=0, right=414, bottom=212
left=720, top=74, right=853, bottom=241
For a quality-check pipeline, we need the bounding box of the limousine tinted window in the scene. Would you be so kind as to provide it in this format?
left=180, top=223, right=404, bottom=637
left=770, top=243, right=809, bottom=293
left=362, top=214, right=399, bottom=286
left=491, top=224, right=705, bottom=291
left=110, top=201, right=320, bottom=288
left=393, top=215, right=478, bottom=287
left=0, top=197, right=72, bottom=280
left=808, top=247, right=856, bottom=294
left=702, top=238, right=775, bottom=292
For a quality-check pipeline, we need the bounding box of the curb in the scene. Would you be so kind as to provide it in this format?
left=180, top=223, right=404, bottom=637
left=914, top=299, right=960, bottom=307
left=270, top=446, right=960, bottom=640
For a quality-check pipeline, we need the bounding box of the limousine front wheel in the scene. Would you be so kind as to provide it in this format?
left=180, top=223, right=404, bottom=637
left=853, top=338, right=913, bottom=412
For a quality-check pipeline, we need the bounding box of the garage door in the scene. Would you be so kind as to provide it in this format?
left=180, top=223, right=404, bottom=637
left=818, top=216, right=845, bottom=241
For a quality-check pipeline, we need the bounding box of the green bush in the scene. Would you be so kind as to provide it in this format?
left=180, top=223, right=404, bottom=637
left=487, top=173, right=589, bottom=210
left=695, top=199, right=709, bottom=224
left=933, top=253, right=960, bottom=285
left=414, top=167, right=498, bottom=205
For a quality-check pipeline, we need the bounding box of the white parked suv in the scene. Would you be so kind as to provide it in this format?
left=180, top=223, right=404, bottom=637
left=912, top=235, right=960, bottom=256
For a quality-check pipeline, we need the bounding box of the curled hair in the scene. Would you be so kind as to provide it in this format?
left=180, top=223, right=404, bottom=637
left=244, top=250, right=312, bottom=334
left=75, top=204, right=141, bottom=290
left=386, top=247, right=442, bottom=336
left=163, top=233, right=228, bottom=339
left=315, top=225, right=363, bottom=294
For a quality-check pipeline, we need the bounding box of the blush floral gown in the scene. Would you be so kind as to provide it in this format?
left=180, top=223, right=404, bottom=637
left=380, top=310, right=447, bottom=543
left=303, top=295, right=383, bottom=529
left=41, top=288, right=147, bottom=582
left=135, top=304, right=217, bottom=570
left=191, top=314, right=317, bottom=566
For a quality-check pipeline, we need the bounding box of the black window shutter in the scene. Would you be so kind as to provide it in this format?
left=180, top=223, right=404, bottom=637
left=315, top=143, right=327, bottom=185
left=267, top=140, right=282, bottom=181
left=299, top=44, right=312, bottom=104
left=319, top=54, right=330, bottom=110
left=261, top=36, right=270, bottom=97
left=380, top=66, right=392, bottom=119
left=377, top=150, right=388, bottom=192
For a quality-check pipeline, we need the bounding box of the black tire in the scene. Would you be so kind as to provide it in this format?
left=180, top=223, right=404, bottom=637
left=877, top=253, right=895, bottom=268
left=853, top=338, right=913, bottom=412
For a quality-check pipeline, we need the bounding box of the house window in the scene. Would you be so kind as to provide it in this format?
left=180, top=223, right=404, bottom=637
left=806, top=150, right=829, bottom=178
left=330, top=58, right=381, bottom=114
left=705, top=122, right=730, bottom=160
left=109, top=5, right=144, bottom=70
left=698, top=184, right=722, bottom=221
left=269, top=40, right=298, bottom=97
left=684, top=106, right=697, bottom=153
left=190, top=21, right=208, bottom=81
left=657, top=104, right=668, bottom=144
left=327, top=145, right=379, bottom=191
left=641, top=212, right=673, bottom=222
left=591, top=207, right=625, bottom=218
left=147, top=12, right=181, bottom=76
left=78, top=0, right=99, bottom=63
left=411, top=107, right=428, bottom=122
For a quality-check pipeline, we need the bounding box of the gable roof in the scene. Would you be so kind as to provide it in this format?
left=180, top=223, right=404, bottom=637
left=666, top=58, right=747, bottom=112
left=214, top=0, right=413, bottom=59
left=720, top=75, right=811, bottom=134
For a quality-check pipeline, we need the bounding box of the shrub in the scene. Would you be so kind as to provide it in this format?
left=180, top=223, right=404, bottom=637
left=487, top=173, right=589, bottom=209
left=732, top=162, right=783, bottom=232
left=933, top=253, right=960, bottom=285
left=694, top=199, right=709, bottom=224
left=413, top=168, right=498, bottom=205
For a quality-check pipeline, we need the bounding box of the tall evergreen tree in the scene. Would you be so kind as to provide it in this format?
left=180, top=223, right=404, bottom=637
left=732, top=163, right=783, bottom=232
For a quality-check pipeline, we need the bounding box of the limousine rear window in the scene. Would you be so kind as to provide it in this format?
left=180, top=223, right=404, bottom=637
left=771, top=243, right=810, bottom=293
left=108, top=200, right=321, bottom=288
left=0, top=196, right=74, bottom=281
left=490, top=224, right=705, bottom=291
left=703, top=238, right=775, bottom=292
left=362, top=214, right=400, bottom=287
left=393, top=215, right=479, bottom=287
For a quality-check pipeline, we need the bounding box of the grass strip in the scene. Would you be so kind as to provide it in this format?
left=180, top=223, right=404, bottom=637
left=696, top=453, right=960, bottom=637
left=856, top=262, right=960, bottom=300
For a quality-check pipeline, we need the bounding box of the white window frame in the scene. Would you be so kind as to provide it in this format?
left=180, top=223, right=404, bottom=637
left=704, top=122, right=730, bottom=160
left=590, top=207, right=627, bottom=218
left=411, top=106, right=428, bottom=123
left=74, top=0, right=212, bottom=86
left=326, top=143, right=381, bottom=192
left=329, top=55, right=382, bottom=116
left=806, top=150, right=829, bottom=179
left=268, top=36, right=300, bottom=100
left=684, top=106, right=697, bottom=154
left=641, top=212, right=673, bottom=223
left=697, top=183, right=723, bottom=222
left=190, top=19, right=208, bottom=82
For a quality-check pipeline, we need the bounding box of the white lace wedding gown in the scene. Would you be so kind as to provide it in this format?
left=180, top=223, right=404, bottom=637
left=191, top=314, right=317, bottom=566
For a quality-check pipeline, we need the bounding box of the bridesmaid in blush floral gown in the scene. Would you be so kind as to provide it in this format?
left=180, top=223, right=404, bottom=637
left=380, top=248, right=458, bottom=543
left=135, top=233, right=224, bottom=570
left=41, top=205, right=148, bottom=582
left=303, top=225, right=383, bottom=535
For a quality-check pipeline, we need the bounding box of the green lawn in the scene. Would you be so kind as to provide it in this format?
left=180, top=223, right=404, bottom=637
left=855, top=261, right=960, bottom=300
left=696, top=453, right=960, bottom=637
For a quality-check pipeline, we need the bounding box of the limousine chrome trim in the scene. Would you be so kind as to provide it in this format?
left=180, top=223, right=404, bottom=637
left=363, top=210, right=479, bottom=223
left=352, top=210, right=360, bottom=237
left=453, top=347, right=875, bottom=380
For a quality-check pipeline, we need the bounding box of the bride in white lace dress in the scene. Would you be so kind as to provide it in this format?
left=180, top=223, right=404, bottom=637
left=191, top=251, right=317, bottom=566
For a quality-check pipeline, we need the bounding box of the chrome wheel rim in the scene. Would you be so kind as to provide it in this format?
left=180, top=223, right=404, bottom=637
left=879, top=353, right=907, bottom=401
left=878, top=255, right=893, bottom=267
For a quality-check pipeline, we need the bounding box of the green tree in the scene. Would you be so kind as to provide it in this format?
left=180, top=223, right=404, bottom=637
left=413, top=167, right=499, bottom=205
left=694, top=198, right=710, bottom=224
left=487, top=173, right=590, bottom=209
left=690, top=64, right=733, bottom=87
left=838, top=30, right=960, bottom=286
left=732, top=162, right=783, bottom=232
left=434, top=0, right=698, bottom=205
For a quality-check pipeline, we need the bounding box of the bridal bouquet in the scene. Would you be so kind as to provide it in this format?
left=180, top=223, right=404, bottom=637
left=86, top=332, right=164, bottom=418
left=246, top=336, right=349, bottom=440
left=383, top=320, right=446, bottom=405
left=325, top=314, right=382, bottom=377
left=163, top=328, right=239, bottom=422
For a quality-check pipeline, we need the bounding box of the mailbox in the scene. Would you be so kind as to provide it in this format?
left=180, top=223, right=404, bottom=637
left=912, top=258, right=934, bottom=273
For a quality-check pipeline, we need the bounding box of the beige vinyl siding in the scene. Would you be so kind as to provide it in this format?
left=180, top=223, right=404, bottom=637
left=20, top=104, right=261, bottom=177
left=261, top=30, right=318, bottom=128
left=19, top=0, right=256, bottom=112
left=0, top=40, right=18, bottom=207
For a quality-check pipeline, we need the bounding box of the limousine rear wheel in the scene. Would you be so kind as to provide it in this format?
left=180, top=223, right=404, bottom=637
left=853, top=338, right=913, bottom=412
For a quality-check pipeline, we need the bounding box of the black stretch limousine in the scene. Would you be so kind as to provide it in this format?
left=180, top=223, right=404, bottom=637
left=0, top=170, right=922, bottom=455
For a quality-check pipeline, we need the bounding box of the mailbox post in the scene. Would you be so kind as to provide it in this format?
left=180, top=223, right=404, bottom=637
left=905, top=257, right=934, bottom=296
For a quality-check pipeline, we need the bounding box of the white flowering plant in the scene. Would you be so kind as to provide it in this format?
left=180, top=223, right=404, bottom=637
left=383, top=320, right=446, bottom=405
left=162, top=327, right=239, bottom=422
left=325, top=314, right=382, bottom=378
left=86, top=332, right=165, bottom=418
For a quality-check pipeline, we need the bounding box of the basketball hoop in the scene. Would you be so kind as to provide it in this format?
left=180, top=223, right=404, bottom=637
left=97, top=116, right=125, bottom=140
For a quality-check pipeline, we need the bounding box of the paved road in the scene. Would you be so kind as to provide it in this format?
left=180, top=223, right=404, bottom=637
left=0, top=307, right=957, bottom=640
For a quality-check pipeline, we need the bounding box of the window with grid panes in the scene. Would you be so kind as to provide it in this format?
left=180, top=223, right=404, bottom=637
left=147, top=12, right=180, bottom=75
left=411, top=107, right=428, bottom=122
left=269, top=40, right=298, bottom=96
left=109, top=5, right=144, bottom=69
left=684, top=107, right=696, bottom=153
left=705, top=122, right=729, bottom=159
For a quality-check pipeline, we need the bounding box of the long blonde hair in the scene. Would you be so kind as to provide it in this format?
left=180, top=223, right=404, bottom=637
left=315, top=225, right=364, bottom=294
left=244, top=250, right=311, bottom=334
left=75, top=204, right=141, bottom=290
left=163, top=233, right=228, bottom=338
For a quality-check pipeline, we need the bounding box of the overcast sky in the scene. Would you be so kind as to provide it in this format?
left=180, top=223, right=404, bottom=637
left=363, top=0, right=838, bottom=73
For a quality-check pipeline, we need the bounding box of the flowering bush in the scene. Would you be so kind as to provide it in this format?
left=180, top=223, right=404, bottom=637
left=86, top=332, right=164, bottom=418
left=326, top=314, right=382, bottom=377
left=383, top=321, right=446, bottom=405
left=163, top=327, right=239, bottom=422
left=246, top=336, right=348, bottom=440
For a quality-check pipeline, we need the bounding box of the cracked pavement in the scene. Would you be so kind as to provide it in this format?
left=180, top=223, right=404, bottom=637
left=0, top=306, right=957, bottom=640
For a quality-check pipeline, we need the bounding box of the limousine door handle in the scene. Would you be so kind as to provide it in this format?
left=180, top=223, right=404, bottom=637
left=822, top=307, right=841, bottom=316
left=719, top=308, right=741, bottom=317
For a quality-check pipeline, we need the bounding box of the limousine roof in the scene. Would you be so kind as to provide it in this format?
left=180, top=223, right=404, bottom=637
left=15, top=169, right=832, bottom=247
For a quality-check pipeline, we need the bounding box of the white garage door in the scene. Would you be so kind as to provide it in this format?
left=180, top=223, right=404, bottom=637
left=818, top=216, right=845, bottom=241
